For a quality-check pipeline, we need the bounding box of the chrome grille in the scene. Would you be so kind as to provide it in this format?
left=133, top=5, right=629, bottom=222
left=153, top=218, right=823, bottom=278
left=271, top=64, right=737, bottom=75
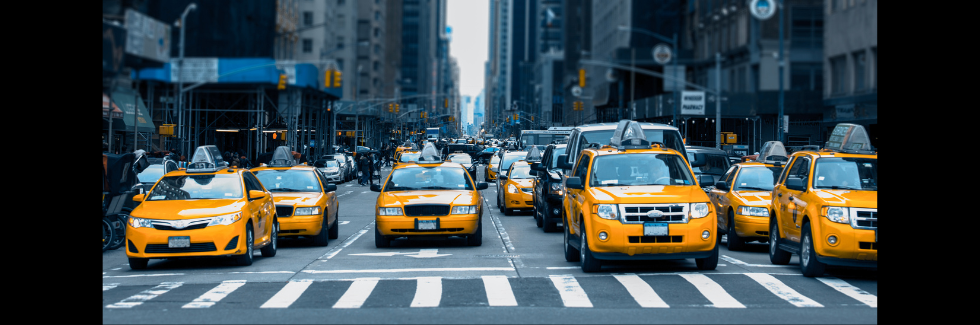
left=150, top=217, right=213, bottom=230
left=850, top=208, right=877, bottom=230
left=619, top=204, right=689, bottom=224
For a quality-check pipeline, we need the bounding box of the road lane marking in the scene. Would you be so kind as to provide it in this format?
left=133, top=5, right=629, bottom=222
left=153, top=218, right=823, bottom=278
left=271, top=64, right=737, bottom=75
left=320, top=222, right=373, bottom=260
left=545, top=267, right=579, bottom=270
left=336, top=190, right=354, bottom=198
left=721, top=255, right=795, bottom=268
left=302, top=267, right=515, bottom=274
left=182, top=280, right=247, bottom=309
left=106, top=282, right=183, bottom=308
left=340, top=221, right=350, bottom=225
left=613, top=274, right=669, bottom=308
left=103, top=273, right=185, bottom=278
left=103, top=283, right=119, bottom=292
left=549, top=275, right=593, bottom=308
left=816, top=277, right=877, bottom=308
left=410, top=277, right=442, bottom=307
left=488, top=203, right=516, bottom=252
left=333, top=278, right=380, bottom=309
left=111, top=268, right=122, bottom=271
left=745, top=273, right=823, bottom=307
left=361, top=191, right=369, bottom=194
left=260, top=280, right=313, bottom=308
left=482, top=275, right=518, bottom=306
left=680, top=274, right=745, bottom=308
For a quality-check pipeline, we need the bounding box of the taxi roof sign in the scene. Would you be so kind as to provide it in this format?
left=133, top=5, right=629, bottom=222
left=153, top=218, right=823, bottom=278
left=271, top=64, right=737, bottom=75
left=525, top=145, right=543, bottom=163
left=416, top=142, right=443, bottom=164
left=756, top=141, right=789, bottom=164
left=825, top=123, right=874, bottom=154
left=268, top=146, right=296, bottom=167
left=186, top=145, right=227, bottom=173
left=609, top=120, right=650, bottom=149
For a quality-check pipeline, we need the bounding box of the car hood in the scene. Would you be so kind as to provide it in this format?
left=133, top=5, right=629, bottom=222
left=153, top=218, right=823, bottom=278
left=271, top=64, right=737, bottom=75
left=813, top=190, right=877, bottom=209
left=381, top=190, right=477, bottom=207
left=508, top=179, right=534, bottom=188
left=321, top=167, right=340, bottom=173
left=270, top=192, right=323, bottom=206
left=588, top=185, right=709, bottom=204
left=132, top=199, right=246, bottom=220
left=733, top=191, right=773, bottom=206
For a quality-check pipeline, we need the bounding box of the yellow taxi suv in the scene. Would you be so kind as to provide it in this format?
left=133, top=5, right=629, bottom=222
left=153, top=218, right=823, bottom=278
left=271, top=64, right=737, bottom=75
left=498, top=161, right=535, bottom=215
left=769, top=123, right=877, bottom=277
left=371, top=143, right=489, bottom=247
left=251, top=146, right=340, bottom=246
left=558, top=120, right=718, bottom=272
left=494, top=150, right=527, bottom=211
left=126, top=145, right=278, bottom=270
left=709, top=141, right=788, bottom=251
left=485, top=154, right=500, bottom=182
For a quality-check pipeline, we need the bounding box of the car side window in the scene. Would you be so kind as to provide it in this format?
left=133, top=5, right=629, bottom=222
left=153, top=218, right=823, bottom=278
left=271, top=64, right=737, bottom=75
left=567, top=131, right=581, bottom=166
left=573, top=154, right=591, bottom=179
left=777, top=157, right=796, bottom=185
left=785, top=157, right=811, bottom=188
left=245, top=172, right=266, bottom=192
left=721, top=165, right=737, bottom=184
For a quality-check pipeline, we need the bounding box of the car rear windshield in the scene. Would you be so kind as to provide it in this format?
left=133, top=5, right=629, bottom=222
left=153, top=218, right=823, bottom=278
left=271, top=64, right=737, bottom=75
left=450, top=155, right=472, bottom=164
left=500, top=153, right=527, bottom=175
left=252, top=169, right=322, bottom=192
left=589, top=153, right=694, bottom=187
left=400, top=153, right=421, bottom=162
left=147, top=174, right=243, bottom=200
left=137, top=164, right=165, bottom=183
left=813, top=157, right=877, bottom=191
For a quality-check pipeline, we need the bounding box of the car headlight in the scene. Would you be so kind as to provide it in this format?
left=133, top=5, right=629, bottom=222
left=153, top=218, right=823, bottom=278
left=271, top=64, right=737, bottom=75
left=379, top=207, right=403, bottom=216
left=128, top=217, right=154, bottom=229
left=295, top=207, right=321, bottom=216
left=595, top=204, right=619, bottom=220
left=549, top=183, right=563, bottom=195
left=822, top=206, right=850, bottom=224
left=507, top=184, right=519, bottom=194
left=738, top=206, right=770, bottom=217
left=690, top=203, right=710, bottom=219
left=207, top=212, right=242, bottom=227
left=452, top=205, right=478, bottom=214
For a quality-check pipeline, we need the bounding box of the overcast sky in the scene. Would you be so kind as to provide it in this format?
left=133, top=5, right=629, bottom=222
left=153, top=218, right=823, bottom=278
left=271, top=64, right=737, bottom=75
left=447, top=0, right=489, bottom=101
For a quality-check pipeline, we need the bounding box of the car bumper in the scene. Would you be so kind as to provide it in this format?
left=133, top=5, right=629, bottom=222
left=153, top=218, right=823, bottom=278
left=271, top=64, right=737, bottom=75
left=125, top=221, right=247, bottom=259
left=814, top=220, right=878, bottom=266
left=585, top=216, right=716, bottom=257
left=376, top=215, right=479, bottom=236
left=504, top=191, right=534, bottom=209
left=278, top=215, right=325, bottom=236
left=733, top=214, right=770, bottom=238
left=324, top=174, right=343, bottom=182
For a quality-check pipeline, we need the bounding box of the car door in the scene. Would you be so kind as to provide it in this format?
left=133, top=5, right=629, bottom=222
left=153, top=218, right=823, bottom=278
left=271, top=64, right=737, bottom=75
left=565, top=154, right=590, bottom=235
left=535, top=147, right=552, bottom=210
left=316, top=170, right=338, bottom=226
left=711, top=165, right=738, bottom=228
left=243, top=172, right=268, bottom=240
left=781, top=157, right=810, bottom=243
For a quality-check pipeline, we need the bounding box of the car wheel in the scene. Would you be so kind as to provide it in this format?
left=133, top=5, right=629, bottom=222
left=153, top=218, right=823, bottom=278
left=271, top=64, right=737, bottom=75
left=563, top=218, right=580, bottom=262
left=234, top=224, right=254, bottom=266
left=769, top=220, right=792, bottom=265
left=727, top=210, right=745, bottom=251
left=696, top=238, right=719, bottom=270
left=466, top=217, right=483, bottom=246
left=579, top=223, right=602, bottom=273
left=328, top=214, right=339, bottom=240
left=261, top=220, right=278, bottom=257
left=374, top=227, right=390, bottom=248
left=535, top=210, right=543, bottom=228
left=312, top=217, right=330, bottom=246
left=800, top=223, right=826, bottom=277
left=128, top=257, right=148, bottom=270
left=504, top=208, right=513, bottom=216
left=103, top=216, right=114, bottom=253
left=108, top=214, right=126, bottom=250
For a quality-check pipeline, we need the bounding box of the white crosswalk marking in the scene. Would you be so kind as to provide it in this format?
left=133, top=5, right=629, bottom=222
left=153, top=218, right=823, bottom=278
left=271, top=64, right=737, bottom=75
left=745, top=273, right=823, bottom=307
left=680, top=274, right=745, bottom=308
left=260, top=280, right=313, bottom=308
left=333, top=278, right=380, bottom=309
left=410, top=277, right=443, bottom=307
left=106, top=282, right=183, bottom=308
left=482, top=276, right=518, bottom=306
left=549, top=275, right=593, bottom=308
left=182, top=280, right=247, bottom=309
left=816, top=277, right=877, bottom=308
left=103, top=283, right=119, bottom=292
left=613, top=274, right=669, bottom=308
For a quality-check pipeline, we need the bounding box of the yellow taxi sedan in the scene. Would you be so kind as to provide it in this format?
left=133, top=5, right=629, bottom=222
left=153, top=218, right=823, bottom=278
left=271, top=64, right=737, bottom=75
left=498, top=161, right=535, bottom=215
left=709, top=162, right=784, bottom=250
left=251, top=147, right=340, bottom=246
left=485, top=154, right=500, bottom=182
left=126, top=145, right=278, bottom=269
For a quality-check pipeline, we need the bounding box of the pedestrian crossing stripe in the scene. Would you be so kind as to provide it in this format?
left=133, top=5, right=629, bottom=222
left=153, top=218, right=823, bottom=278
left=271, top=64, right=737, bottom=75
left=104, top=274, right=876, bottom=309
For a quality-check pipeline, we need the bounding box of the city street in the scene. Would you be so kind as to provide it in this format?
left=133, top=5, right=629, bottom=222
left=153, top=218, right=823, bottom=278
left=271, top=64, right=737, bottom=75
left=103, top=166, right=877, bottom=324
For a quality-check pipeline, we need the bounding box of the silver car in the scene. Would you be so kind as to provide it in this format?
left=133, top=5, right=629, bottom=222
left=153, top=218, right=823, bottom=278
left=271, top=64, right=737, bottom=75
left=320, top=154, right=351, bottom=183
left=317, top=159, right=344, bottom=183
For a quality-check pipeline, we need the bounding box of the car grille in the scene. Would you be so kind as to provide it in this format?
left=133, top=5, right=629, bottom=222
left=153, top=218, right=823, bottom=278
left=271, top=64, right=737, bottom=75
left=628, top=236, right=683, bottom=243
left=620, top=204, right=688, bottom=224
left=150, top=217, right=213, bottom=231
left=404, top=205, right=450, bottom=217
left=521, top=188, right=533, bottom=193
left=144, top=242, right=217, bottom=254
left=390, top=228, right=464, bottom=233
left=224, top=236, right=239, bottom=250
left=154, top=223, right=208, bottom=231
left=859, top=242, right=878, bottom=250
left=276, top=206, right=294, bottom=217
left=851, top=208, right=877, bottom=230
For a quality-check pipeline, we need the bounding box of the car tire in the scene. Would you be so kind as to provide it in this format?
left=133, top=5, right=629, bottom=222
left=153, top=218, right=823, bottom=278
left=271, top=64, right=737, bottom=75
left=234, top=224, right=254, bottom=266
left=504, top=208, right=513, bottom=216
left=103, top=216, right=114, bottom=253
left=260, top=220, right=278, bottom=257
left=800, top=223, right=827, bottom=277
left=328, top=214, right=339, bottom=240
left=108, top=214, right=126, bottom=250
left=312, top=218, right=330, bottom=247
left=535, top=210, right=543, bottom=228
left=374, top=227, right=390, bottom=248
left=128, top=257, right=148, bottom=270
left=563, top=218, right=580, bottom=262
left=579, top=222, right=602, bottom=273
left=727, top=210, right=746, bottom=251
left=467, top=217, right=483, bottom=246
left=543, top=214, right=558, bottom=233
left=769, top=220, right=792, bottom=265
left=696, top=239, right=720, bottom=270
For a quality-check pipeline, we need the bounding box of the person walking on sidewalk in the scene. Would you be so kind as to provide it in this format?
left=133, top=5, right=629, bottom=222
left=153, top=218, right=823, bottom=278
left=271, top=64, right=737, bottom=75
left=358, top=154, right=372, bottom=186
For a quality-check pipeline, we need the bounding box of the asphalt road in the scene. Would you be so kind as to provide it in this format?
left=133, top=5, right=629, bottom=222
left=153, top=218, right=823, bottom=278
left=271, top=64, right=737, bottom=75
left=103, top=164, right=877, bottom=324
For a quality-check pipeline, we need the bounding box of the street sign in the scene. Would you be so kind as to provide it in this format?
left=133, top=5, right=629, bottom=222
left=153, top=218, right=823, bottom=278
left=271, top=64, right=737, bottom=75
left=124, top=9, right=171, bottom=63
left=750, top=0, right=777, bottom=20
left=653, top=44, right=672, bottom=65
left=680, top=91, right=706, bottom=115
left=783, top=115, right=789, bottom=133
left=571, top=86, right=582, bottom=97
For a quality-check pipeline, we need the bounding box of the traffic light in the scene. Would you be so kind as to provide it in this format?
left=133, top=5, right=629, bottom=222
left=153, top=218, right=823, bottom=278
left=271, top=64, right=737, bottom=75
left=324, top=70, right=333, bottom=88
left=395, top=104, right=399, bottom=113
left=278, top=74, right=287, bottom=90
left=444, top=98, right=448, bottom=108
left=579, top=69, right=586, bottom=88
left=388, top=103, right=393, bottom=112
left=333, top=71, right=342, bottom=87
left=531, top=116, right=534, bottom=122
left=513, top=113, right=518, bottom=121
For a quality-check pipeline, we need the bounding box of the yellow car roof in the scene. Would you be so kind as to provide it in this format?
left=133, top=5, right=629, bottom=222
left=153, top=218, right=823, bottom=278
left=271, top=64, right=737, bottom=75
left=587, top=145, right=683, bottom=157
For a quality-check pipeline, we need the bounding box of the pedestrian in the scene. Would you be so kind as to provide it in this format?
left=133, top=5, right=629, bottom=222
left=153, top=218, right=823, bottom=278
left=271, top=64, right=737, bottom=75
left=239, top=155, right=252, bottom=169
left=357, top=155, right=371, bottom=185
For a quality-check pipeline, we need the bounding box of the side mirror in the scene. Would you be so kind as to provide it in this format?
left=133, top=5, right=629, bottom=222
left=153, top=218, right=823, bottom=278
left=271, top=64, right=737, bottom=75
left=556, top=154, right=572, bottom=169
left=248, top=190, right=267, bottom=200
left=785, top=177, right=806, bottom=191
left=690, top=153, right=708, bottom=167
left=132, top=193, right=145, bottom=202
left=499, top=174, right=508, bottom=180
left=530, top=162, right=545, bottom=171
left=565, top=177, right=584, bottom=190
left=370, top=184, right=382, bottom=192
left=326, top=184, right=338, bottom=192
left=477, top=182, right=489, bottom=190
left=699, top=175, right=717, bottom=188
left=715, top=181, right=729, bottom=191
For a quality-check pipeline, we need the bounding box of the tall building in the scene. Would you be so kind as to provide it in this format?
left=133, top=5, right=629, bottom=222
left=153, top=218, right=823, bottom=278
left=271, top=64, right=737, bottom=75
left=534, top=0, right=563, bottom=127
left=823, top=0, right=876, bottom=148
left=560, top=0, right=592, bottom=126
left=385, top=0, right=403, bottom=98
left=356, top=0, right=389, bottom=100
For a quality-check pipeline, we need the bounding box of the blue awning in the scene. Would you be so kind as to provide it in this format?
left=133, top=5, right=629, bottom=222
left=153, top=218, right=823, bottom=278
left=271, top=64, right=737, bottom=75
left=134, top=58, right=342, bottom=99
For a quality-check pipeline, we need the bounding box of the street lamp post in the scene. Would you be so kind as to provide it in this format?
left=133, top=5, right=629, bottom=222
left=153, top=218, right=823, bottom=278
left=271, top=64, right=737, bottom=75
left=175, top=3, right=197, bottom=156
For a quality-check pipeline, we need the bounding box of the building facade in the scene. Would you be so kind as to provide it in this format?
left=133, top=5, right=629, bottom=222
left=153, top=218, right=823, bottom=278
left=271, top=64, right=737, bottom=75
left=823, top=0, right=876, bottom=148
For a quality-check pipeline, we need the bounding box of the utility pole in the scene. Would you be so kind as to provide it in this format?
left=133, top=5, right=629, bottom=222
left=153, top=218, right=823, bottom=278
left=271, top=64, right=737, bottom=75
left=777, top=0, right=785, bottom=143
left=175, top=3, right=197, bottom=156
left=716, top=52, right=722, bottom=149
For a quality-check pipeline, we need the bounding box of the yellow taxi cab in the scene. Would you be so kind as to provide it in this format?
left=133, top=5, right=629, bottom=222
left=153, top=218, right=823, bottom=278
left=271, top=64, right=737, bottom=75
left=709, top=141, right=788, bottom=251
left=395, top=150, right=421, bottom=168
left=559, top=120, right=717, bottom=272
left=485, top=154, right=500, bottom=182
left=250, top=146, right=340, bottom=246
left=126, top=145, right=278, bottom=269
left=371, top=143, right=489, bottom=247
left=769, top=123, right=877, bottom=277
left=498, top=161, right=536, bottom=215
left=446, top=151, right=477, bottom=180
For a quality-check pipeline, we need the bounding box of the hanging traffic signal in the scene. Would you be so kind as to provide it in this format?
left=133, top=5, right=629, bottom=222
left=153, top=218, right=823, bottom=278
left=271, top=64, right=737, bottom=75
left=395, top=104, right=399, bottom=113
left=278, top=74, right=287, bottom=90
left=324, top=70, right=333, bottom=88
left=579, top=69, right=586, bottom=88
left=388, top=103, right=393, bottom=112
left=333, top=71, right=342, bottom=87
left=444, top=98, right=448, bottom=108
left=531, top=116, right=534, bottom=122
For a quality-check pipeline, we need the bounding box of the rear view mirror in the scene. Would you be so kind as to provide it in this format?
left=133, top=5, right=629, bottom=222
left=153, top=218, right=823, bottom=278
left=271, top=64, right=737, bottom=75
left=370, top=184, right=382, bottom=192
left=565, top=177, right=584, bottom=190
left=326, top=184, right=338, bottom=192
left=715, top=181, right=729, bottom=191
left=131, top=193, right=145, bottom=202
left=699, top=175, right=716, bottom=188
left=499, top=174, right=508, bottom=180
left=248, top=190, right=267, bottom=200
left=785, top=177, right=806, bottom=191
left=530, top=162, right=545, bottom=171
left=690, top=153, right=707, bottom=167
left=477, top=182, right=489, bottom=190
left=556, top=155, right=572, bottom=169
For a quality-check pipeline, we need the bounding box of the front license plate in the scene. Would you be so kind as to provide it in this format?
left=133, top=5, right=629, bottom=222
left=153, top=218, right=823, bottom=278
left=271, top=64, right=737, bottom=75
left=643, top=223, right=668, bottom=236
left=168, top=236, right=190, bottom=248
left=417, top=220, right=437, bottom=230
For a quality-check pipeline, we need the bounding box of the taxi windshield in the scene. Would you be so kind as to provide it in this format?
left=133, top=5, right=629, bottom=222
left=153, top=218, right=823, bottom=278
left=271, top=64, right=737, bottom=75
left=733, top=167, right=781, bottom=192
left=400, top=152, right=421, bottom=163
left=590, top=154, right=694, bottom=186
left=385, top=167, right=474, bottom=191
left=147, top=174, right=243, bottom=200
left=548, top=147, right=567, bottom=169
left=137, top=164, right=166, bottom=183
left=500, top=153, right=527, bottom=175
left=813, top=157, right=877, bottom=191
left=449, top=155, right=472, bottom=164
left=252, top=169, right=322, bottom=192
left=509, top=166, right=532, bottom=179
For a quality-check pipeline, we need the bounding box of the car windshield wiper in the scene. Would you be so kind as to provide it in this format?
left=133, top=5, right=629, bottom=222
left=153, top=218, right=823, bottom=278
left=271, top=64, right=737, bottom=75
left=385, top=186, right=414, bottom=191
left=816, top=185, right=863, bottom=190
left=268, top=188, right=302, bottom=192
left=419, top=186, right=457, bottom=190
left=737, top=186, right=773, bottom=192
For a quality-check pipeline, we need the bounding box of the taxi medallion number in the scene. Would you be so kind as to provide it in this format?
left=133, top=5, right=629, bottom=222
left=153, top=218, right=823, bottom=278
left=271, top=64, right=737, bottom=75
left=169, top=236, right=191, bottom=248
left=417, top=220, right=437, bottom=230
left=643, top=223, right=668, bottom=236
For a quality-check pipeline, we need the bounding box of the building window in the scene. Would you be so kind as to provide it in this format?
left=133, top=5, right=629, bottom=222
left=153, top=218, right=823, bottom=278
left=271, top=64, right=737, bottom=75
left=872, top=47, right=877, bottom=89
left=853, top=51, right=866, bottom=92
left=373, top=61, right=380, bottom=71
left=336, top=36, right=345, bottom=49
left=830, top=56, right=848, bottom=95
left=791, top=63, right=822, bottom=91
left=303, top=11, right=314, bottom=27
left=302, top=39, right=313, bottom=53
left=374, top=28, right=380, bottom=38
left=375, top=11, right=381, bottom=21
left=338, top=0, right=345, bottom=5
left=792, top=7, right=822, bottom=51
left=374, top=44, right=381, bottom=55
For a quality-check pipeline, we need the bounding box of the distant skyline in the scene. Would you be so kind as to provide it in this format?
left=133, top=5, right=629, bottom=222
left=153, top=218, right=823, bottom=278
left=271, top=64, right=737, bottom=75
left=447, top=0, right=489, bottom=103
